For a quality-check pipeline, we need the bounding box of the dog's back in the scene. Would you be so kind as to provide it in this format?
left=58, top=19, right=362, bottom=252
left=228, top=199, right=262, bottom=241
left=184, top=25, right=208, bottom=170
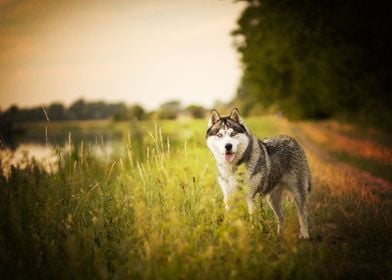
left=244, top=135, right=311, bottom=196
left=262, top=135, right=311, bottom=193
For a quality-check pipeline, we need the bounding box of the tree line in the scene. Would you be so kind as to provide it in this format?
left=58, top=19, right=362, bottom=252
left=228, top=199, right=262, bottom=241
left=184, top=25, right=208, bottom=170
left=0, top=99, right=208, bottom=123
left=233, top=0, right=391, bottom=131
left=0, top=99, right=210, bottom=146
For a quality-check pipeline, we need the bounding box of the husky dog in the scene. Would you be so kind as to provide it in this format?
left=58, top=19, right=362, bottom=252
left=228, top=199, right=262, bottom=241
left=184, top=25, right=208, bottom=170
left=206, top=108, right=311, bottom=239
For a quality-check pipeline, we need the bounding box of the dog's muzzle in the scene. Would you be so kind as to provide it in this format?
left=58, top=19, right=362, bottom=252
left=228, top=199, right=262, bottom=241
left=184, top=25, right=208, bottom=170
left=224, top=143, right=235, bottom=162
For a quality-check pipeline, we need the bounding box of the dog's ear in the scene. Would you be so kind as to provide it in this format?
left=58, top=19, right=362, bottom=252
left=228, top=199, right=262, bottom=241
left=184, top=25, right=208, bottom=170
left=229, top=108, right=243, bottom=124
left=208, top=110, right=220, bottom=128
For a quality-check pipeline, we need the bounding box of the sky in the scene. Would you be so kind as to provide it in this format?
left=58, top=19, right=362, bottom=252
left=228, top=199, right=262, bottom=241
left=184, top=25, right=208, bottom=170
left=0, top=0, right=245, bottom=110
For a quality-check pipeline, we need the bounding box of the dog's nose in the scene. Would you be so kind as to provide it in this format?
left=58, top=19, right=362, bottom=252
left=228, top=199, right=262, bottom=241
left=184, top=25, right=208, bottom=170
left=225, top=143, right=233, bottom=151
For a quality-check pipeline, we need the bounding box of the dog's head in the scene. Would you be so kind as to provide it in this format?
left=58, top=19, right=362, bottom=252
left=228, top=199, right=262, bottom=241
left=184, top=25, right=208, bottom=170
left=206, top=108, right=250, bottom=164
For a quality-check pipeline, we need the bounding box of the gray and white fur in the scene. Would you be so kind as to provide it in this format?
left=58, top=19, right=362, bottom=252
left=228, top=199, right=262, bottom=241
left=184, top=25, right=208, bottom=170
left=206, top=108, right=311, bottom=239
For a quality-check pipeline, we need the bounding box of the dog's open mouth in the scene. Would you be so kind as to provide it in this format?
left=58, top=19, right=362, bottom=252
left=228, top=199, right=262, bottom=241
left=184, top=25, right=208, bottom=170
left=224, top=152, right=235, bottom=162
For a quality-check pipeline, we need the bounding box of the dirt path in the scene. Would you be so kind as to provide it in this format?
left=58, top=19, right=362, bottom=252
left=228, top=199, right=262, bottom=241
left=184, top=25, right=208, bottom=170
left=289, top=123, right=392, bottom=276
left=292, top=124, right=391, bottom=202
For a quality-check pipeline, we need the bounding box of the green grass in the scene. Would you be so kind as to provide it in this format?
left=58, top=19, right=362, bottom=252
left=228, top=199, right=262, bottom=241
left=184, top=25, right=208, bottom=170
left=1, top=117, right=391, bottom=279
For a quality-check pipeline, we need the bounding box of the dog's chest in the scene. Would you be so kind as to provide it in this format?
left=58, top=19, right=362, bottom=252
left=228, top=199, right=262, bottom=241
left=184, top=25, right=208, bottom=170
left=217, top=163, right=238, bottom=193
left=218, top=163, right=236, bottom=181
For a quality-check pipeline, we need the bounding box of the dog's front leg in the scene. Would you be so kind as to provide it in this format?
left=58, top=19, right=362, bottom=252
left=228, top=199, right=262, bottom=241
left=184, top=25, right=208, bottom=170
left=246, top=195, right=255, bottom=216
left=218, top=175, right=237, bottom=211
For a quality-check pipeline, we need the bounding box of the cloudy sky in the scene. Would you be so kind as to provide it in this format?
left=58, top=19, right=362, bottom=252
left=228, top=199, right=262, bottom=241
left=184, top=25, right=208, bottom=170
left=0, top=0, right=244, bottom=110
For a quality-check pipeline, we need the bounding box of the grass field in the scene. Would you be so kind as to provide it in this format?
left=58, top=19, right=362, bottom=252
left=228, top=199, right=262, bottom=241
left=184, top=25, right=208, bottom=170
left=1, top=116, right=391, bottom=279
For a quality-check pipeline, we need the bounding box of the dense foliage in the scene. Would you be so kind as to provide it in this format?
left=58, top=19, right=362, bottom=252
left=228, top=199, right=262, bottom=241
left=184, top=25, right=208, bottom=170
left=233, top=0, right=391, bottom=129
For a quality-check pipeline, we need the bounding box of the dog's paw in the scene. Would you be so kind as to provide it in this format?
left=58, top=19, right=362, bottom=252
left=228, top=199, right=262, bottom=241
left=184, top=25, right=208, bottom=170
left=298, top=233, right=311, bottom=240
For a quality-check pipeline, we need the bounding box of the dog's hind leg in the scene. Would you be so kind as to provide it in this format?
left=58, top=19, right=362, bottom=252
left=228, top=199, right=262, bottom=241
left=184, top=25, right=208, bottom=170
left=292, top=188, right=310, bottom=239
left=266, top=185, right=285, bottom=235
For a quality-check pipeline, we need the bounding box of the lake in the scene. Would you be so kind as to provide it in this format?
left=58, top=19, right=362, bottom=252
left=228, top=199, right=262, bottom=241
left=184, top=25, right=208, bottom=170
left=0, top=118, right=206, bottom=177
left=0, top=120, right=129, bottom=177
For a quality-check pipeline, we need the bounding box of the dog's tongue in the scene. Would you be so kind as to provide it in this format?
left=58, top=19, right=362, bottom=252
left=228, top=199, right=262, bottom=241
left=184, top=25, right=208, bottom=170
left=225, top=153, right=235, bottom=162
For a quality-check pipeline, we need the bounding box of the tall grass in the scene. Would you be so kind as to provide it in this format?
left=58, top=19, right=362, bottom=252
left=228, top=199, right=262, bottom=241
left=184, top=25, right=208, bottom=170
left=0, top=117, right=391, bottom=279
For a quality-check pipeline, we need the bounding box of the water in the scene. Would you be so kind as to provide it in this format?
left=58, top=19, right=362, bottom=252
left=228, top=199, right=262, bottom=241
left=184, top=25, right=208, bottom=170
left=0, top=143, right=57, bottom=175
left=0, top=120, right=163, bottom=177
left=0, top=140, right=120, bottom=178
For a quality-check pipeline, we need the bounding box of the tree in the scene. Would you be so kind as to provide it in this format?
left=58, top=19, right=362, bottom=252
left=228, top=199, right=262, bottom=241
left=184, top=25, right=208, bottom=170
left=68, top=99, right=88, bottom=120
left=233, top=0, right=392, bottom=129
left=113, top=104, right=146, bottom=121
left=157, top=100, right=181, bottom=119
left=47, top=103, right=67, bottom=121
left=184, top=105, right=206, bottom=119
left=128, top=104, right=146, bottom=120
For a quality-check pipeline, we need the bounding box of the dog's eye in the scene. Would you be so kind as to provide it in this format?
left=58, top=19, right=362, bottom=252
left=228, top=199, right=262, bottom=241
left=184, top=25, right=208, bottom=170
left=217, top=133, right=223, bottom=138
left=230, top=132, right=237, bottom=137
